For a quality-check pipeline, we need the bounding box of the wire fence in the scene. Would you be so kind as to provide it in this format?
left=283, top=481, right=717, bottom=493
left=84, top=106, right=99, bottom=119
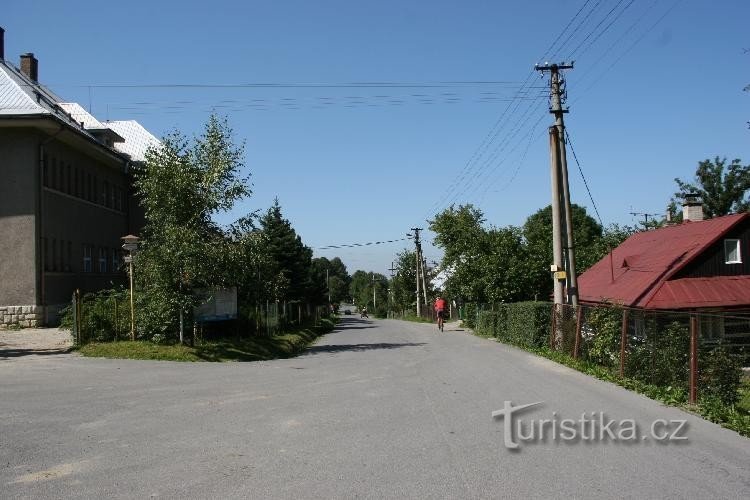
left=67, top=289, right=330, bottom=345
left=468, top=301, right=750, bottom=406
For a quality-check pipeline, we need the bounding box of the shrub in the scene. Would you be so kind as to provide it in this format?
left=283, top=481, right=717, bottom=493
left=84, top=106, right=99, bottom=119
left=700, top=345, right=743, bottom=406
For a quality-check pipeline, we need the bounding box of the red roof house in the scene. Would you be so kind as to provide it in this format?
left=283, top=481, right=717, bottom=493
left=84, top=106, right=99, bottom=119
left=578, top=212, right=750, bottom=310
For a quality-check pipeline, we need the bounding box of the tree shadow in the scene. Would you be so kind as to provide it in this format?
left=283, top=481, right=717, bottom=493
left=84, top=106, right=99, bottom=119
left=0, top=347, right=73, bottom=359
left=304, top=342, right=426, bottom=355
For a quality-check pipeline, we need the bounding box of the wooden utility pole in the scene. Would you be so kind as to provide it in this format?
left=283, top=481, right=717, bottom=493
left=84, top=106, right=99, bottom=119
left=536, top=62, right=579, bottom=308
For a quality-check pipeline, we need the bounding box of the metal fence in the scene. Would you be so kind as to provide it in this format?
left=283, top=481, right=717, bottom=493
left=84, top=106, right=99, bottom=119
left=469, top=301, right=749, bottom=405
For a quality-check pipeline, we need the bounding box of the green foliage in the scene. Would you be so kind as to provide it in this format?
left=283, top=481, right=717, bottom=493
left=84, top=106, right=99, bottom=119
left=522, top=204, right=604, bottom=300
left=349, top=270, right=388, bottom=310
left=77, top=318, right=336, bottom=362
left=582, top=306, right=622, bottom=368
left=259, top=199, right=316, bottom=302
left=474, top=302, right=551, bottom=348
left=133, top=115, right=250, bottom=340
left=700, top=345, right=743, bottom=406
left=389, top=250, right=420, bottom=313
left=60, top=289, right=130, bottom=343
left=673, top=156, right=750, bottom=218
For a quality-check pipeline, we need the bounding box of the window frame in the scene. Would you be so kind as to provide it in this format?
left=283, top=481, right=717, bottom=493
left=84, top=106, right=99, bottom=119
left=724, top=239, right=742, bottom=264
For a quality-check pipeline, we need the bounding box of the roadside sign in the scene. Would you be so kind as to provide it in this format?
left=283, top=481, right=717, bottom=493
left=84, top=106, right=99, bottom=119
left=193, top=287, right=238, bottom=322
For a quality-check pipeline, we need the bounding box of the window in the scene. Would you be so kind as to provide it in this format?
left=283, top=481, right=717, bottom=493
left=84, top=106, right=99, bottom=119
left=98, top=247, right=107, bottom=273
left=111, top=248, right=120, bottom=272
left=83, top=245, right=92, bottom=273
left=67, top=164, right=72, bottom=194
left=725, top=239, right=742, bottom=264
left=66, top=241, right=72, bottom=272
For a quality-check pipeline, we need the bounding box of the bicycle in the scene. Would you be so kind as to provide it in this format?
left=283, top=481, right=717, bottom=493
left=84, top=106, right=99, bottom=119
left=436, top=310, right=444, bottom=332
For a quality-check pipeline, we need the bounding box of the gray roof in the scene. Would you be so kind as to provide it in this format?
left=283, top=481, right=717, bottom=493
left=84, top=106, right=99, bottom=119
left=0, top=57, right=159, bottom=163
left=105, top=120, right=160, bottom=163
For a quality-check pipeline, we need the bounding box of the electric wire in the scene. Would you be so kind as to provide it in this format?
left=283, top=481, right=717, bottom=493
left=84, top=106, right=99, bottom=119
left=565, top=129, right=604, bottom=227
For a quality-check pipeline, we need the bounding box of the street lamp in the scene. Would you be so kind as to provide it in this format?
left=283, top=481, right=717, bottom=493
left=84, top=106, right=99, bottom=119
left=121, top=234, right=140, bottom=341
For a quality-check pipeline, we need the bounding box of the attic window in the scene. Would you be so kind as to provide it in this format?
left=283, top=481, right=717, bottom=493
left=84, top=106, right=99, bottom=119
left=724, top=239, right=742, bottom=264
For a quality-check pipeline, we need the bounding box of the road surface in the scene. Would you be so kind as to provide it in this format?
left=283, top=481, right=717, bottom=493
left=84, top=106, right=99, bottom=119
left=1, top=317, right=748, bottom=498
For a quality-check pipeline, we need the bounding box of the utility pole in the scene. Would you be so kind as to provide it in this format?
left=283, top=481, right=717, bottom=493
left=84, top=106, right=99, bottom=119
left=536, top=62, right=579, bottom=308
left=420, top=255, right=429, bottom=306
left=326, top=268, right=330, bottom=305
left=372, top=272, right=377, bottom=309
left=411, top=228, right=423, bottom=316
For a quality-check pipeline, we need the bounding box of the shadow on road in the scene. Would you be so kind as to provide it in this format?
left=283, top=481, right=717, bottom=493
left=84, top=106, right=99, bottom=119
left=0, top=347, right=72, bottom=359
left=305, top=342, right=426, bottom=355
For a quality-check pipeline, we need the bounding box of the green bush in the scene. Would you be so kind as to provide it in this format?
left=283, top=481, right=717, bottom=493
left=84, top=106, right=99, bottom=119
left=700, top=345, right=743, bottom=406
left=581, top=306, right=621, bottom=368
left=60, top=289, right=130, bottom=343
left=473, top=302, right=550, bottom=348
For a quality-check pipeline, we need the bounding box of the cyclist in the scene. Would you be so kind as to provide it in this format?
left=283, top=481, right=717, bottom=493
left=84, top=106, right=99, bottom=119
left=360, top=306, right=369, bottom=319
left=434, top=296, right=446, bottom=332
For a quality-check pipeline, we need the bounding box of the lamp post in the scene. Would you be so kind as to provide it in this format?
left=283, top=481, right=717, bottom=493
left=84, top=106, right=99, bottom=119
left=121, top=235, right=140, bottom=341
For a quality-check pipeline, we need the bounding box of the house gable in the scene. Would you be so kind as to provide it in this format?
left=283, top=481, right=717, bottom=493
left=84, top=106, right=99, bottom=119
left=673, top=217, right=750, bottom=279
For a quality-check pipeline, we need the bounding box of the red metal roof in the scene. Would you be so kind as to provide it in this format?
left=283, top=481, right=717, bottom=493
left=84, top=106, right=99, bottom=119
left=646, top=276, right=750, bottom=309
left=578, top=213, right=749, bottom=309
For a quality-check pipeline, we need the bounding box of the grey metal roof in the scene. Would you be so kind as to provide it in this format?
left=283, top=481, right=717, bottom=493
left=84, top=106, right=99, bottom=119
left=105, top=120, right=160, bottom=163
left=1, top=58, right=159, bottom=164
left=58, top=102, right=107, bottom=129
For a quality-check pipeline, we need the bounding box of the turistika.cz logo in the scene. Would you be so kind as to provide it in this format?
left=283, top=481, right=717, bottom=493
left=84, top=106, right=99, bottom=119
left=491, top=401, right=688, bottom=450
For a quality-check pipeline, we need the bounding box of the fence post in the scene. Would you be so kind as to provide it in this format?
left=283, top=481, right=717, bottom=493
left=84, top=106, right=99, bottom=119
left=75, top=289, right=83, bottom=345
left=619, top=309, right=629, bottom=377
left=113, top=296, right=118, bottom=342
left=72, top=291, right=78, bottom=346
left=573, top=305, right=583, bottom=359
left=689, top=314, right=698, bottom=404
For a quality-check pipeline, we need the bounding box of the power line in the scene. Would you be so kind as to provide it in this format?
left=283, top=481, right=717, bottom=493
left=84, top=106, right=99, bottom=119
left=315, top=237, right=409, bottom=250
left=565, top=129, right=603, bottom=227
left=37, top=80, right=529, bottom=89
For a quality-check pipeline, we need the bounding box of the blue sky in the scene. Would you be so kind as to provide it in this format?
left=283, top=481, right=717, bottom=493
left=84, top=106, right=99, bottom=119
left=4, top=0, right=749, bottom=276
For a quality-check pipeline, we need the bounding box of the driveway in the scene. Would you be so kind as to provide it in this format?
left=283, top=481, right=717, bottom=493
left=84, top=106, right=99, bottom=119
left=1, top=317, right=748, bottom=499
left=0, top=327, right=73, bottom=360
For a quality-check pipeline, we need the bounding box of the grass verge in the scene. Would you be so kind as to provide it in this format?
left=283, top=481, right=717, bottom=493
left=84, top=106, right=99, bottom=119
left=77, top=318, right=336, bottom=362
left=465, top=323, right=750, bottom=437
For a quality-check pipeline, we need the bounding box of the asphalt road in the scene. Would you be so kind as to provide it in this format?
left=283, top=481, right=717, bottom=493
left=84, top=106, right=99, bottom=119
left=1, top=317, right=748, bottom=499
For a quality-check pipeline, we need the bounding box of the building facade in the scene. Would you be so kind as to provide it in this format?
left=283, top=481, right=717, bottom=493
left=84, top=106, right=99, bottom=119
left=0, top=29, right=157, bottom=326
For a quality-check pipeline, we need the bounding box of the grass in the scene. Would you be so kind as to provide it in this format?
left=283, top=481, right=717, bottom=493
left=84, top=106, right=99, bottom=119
left=77, top=318, right=335, bottom=362
left=463, top=321, right=750, bottom=437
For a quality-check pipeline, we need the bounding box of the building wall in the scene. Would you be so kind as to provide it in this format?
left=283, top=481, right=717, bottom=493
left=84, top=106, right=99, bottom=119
left=675, top=218, right=750, bottom=278
left=0, top=126, right=131, bottom=326
left=0, top=130, right=39, bottom=325
left=40, top=136, right=130, bottom=318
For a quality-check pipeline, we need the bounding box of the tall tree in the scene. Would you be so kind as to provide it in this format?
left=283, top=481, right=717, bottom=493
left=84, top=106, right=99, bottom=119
left=673, top=157, right=750, bottom=218
left=259, top=199, right=314, bottom=302
left=390, top=250, right=417, bottom=313
left=133, top=115, right=250, bottom=338
left=522, top=204, right=603, bottom=301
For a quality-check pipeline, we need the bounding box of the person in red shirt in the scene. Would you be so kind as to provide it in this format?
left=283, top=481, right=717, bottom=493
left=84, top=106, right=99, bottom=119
left=434, top=296, right=447, bottom=331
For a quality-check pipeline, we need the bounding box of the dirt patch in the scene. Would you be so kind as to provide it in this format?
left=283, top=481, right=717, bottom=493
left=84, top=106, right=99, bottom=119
left=0, top=328, right=73, bottom=359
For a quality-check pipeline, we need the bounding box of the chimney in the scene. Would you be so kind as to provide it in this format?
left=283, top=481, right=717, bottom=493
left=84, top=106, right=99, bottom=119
left=665, top=206, right=673, bottom=224
left=682, top=193, right=704, bottom=222
left=20, top=52, right=38, bottom=82
left=0, top=27, right=5, bottom=60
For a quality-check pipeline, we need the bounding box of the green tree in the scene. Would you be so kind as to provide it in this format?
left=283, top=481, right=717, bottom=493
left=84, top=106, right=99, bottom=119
left=390, top=250, right=417, bottom=313
left=259, top=199, right=314, bottom=302
left=673, top=157, right=750, bottom=218
left=522, top=204, right=603, bottom=300
left=133, top=115, right=250, bottom=339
